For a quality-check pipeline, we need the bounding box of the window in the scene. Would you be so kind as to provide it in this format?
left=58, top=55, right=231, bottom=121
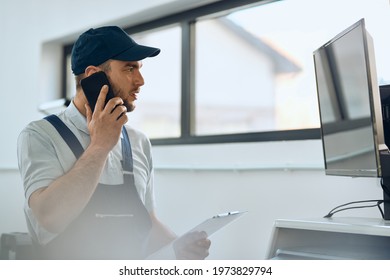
left=63, top=0, right=390, bottom=144
left=124, top=26, right=182, bottom=139
left=65, top=53, right=75, bottom=100
left=194, top=0, right=390, bottom=136
left=194, top=9, right=314, bottom=135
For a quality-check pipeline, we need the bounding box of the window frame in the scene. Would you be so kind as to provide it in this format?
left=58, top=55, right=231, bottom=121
left=62, top=0, right=321, bottom=145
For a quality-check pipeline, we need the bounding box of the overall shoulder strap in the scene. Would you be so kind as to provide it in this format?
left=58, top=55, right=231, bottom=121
left=44, top=114, right=84, bottom=159
left=121, top=127, right=134, bottom=173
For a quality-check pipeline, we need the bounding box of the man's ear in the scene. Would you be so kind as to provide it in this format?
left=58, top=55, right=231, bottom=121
left=84, top=65, right=101, bottom=77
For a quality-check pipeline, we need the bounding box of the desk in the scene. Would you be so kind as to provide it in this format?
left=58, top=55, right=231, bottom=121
left=266, top=217, right=390, bottom=259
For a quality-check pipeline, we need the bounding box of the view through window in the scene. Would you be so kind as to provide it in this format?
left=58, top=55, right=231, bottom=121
left=127, top=25, right=182, bottom=139
left=194, top=0, right=390, bottom=135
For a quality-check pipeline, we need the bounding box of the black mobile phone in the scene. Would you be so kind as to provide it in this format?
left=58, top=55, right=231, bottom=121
left=80, top=71, right=115, bottom=112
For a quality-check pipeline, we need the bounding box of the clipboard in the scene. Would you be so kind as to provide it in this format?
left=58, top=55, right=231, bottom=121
left=146, top=210, right=247, bottom=259
left=187, top=211, right=246, bottom=237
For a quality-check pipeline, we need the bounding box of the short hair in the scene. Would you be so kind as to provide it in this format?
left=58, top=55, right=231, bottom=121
left=74, top=60, right=112, bottom=90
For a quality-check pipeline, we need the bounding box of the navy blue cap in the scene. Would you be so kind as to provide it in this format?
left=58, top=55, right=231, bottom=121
left=71, top=26, right=160, bottom=75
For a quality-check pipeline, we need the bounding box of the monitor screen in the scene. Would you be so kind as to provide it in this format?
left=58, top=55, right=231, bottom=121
left=313, top=18, right=387, bottom=177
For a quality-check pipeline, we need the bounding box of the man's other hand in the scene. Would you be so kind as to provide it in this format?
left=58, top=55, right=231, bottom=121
left=173, top=231, right=211, bottom=260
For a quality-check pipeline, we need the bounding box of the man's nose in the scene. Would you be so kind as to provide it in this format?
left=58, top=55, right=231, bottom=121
left=135, top=71, right=144, bottom=87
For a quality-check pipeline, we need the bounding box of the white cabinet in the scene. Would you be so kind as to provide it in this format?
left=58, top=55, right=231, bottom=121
left=266, top=217, right=390, bottom=259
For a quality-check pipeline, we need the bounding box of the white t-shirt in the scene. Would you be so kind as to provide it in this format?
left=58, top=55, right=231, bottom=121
left=17, top=101, right=155, bottom=244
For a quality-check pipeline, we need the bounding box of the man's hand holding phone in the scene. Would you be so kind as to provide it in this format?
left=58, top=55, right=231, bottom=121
left=83, top=74, right=128, bottom=153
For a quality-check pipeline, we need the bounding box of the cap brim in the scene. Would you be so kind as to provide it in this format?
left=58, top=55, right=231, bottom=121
left=112, top=44, right=160, bottom=62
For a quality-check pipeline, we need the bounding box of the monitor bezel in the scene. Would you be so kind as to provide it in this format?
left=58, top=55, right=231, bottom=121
left=313, top=18, right=387, bottom=177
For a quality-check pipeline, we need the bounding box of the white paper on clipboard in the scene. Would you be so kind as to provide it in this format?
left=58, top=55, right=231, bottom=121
left=146, top=210, right=247, bottom=259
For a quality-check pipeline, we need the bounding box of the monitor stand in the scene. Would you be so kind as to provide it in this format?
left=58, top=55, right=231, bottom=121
left=379, top=148, right=390, bottom=220
left=384, top=190, right=390, bottom=220
left=380, top=84, right=390, bottom=220
left=381, top=175, right=390, bottom=220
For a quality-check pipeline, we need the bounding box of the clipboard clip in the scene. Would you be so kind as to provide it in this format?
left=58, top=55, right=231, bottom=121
left=213, top=211, right=241, bottom=218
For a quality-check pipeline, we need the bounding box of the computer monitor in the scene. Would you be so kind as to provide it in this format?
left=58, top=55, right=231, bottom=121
left=313, top=18, right=390, bottom=219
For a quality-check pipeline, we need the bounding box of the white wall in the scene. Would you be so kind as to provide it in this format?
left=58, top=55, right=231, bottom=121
left=152, top=140, right=383, bottom=259
left=0, top=0, right=385, bottom=260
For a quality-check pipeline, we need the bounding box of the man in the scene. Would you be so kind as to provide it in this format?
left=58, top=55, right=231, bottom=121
left=17, top=26, right=210, bottom=259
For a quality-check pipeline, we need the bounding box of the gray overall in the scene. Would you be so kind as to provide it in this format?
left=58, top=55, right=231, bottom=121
left=37, top=115, right=152, bottom=259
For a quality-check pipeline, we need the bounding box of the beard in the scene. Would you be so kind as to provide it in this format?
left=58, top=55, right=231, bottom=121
left=123, top=99, right=136, bottom=112
left=106, top=75, right=136, bottom=113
